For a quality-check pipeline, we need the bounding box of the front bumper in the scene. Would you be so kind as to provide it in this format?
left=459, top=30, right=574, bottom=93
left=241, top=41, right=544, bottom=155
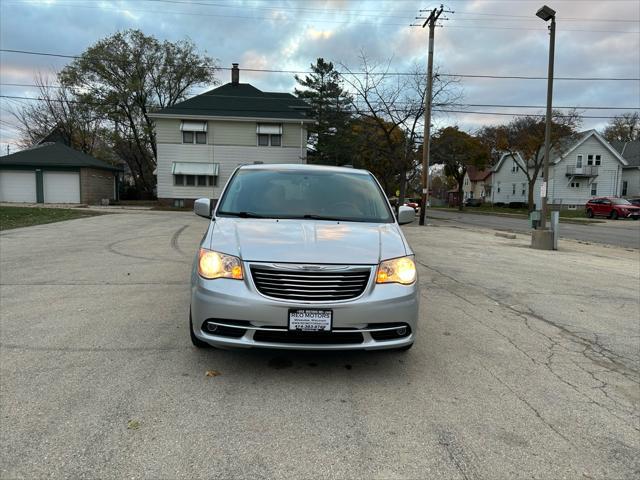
left=190, top=264, right=419, bottom=350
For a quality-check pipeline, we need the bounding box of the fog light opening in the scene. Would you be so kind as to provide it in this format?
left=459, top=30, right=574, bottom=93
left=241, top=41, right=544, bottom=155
left=206, top=323, right=218, bottom=333
left=397, top=327, right=407, bottom=336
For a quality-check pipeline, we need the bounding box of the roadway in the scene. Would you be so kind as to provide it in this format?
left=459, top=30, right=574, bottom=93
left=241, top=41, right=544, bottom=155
left=426, top=209, right=640, bottom=249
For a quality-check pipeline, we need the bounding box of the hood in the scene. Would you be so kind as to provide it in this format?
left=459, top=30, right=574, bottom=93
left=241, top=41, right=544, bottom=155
left=206, top=218, right=407, bottom=265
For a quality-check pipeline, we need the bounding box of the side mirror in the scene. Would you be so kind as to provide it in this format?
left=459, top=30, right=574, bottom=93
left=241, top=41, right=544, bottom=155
left=397, top=206, right=416, bottom=225
left=194, top=198, right=212, bottom=218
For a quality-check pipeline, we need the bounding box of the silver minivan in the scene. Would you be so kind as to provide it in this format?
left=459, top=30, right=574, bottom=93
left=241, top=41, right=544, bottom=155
left=190, top=164, right=419, bottom=351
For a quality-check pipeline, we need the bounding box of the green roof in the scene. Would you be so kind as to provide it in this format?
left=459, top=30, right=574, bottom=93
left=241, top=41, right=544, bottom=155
left=0, top=143, right=121, bottom=171
left=151, top=83, right=312, bottom=120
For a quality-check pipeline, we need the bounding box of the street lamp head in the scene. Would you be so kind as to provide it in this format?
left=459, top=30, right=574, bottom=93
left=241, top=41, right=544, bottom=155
left=536, top=5, right=556, bottom=21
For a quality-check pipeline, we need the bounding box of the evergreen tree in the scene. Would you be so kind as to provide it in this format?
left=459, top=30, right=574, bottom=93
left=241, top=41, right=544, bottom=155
left=294, top=58, right=353, bottom=165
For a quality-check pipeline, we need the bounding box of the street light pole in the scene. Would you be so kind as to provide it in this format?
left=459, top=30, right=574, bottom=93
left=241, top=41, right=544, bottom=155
left=539, top=10, right=555, bottom=230
left=532, top=4, right=556, bottom=250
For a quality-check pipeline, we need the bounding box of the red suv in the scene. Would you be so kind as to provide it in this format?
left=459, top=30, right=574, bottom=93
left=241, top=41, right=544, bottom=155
left=585, top=197, right=640, bottom=220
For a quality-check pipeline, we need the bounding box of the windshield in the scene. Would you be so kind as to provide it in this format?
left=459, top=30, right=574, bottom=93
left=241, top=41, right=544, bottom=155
left=217, top=168, right=394, bottom=223
left=611, top=198, right=631, bottom=205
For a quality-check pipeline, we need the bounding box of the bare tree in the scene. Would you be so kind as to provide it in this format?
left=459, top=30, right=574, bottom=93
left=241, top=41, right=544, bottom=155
left=603, top=112, right=639, bottom=143
left=11, top=73, right=105, bottom=154
left=340, top=52, right=461, bottom=207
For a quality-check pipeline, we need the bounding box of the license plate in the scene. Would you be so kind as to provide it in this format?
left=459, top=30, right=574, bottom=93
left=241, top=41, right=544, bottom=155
left=288, top=309, right=332, bottom=332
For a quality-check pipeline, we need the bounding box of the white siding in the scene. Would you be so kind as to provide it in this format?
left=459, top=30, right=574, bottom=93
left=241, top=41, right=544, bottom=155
left=490, top=154, right=529, bottom=204
left=156, top=143, right=305, bottom=200
left=622, top=168, right=640, bottom=197
left=549, top=135, right=624, bottom=206
left=155, top=118, right=182, bottom=144
left=210, top=121, right=256, bottom=146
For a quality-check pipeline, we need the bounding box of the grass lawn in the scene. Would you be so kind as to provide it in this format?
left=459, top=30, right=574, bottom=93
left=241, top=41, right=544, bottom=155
left=0, top=206, right=102, bottom=231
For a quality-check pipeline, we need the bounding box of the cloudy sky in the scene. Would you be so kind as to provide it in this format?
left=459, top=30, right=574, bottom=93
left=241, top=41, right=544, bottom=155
left=1, top=0, right=638, bottom=153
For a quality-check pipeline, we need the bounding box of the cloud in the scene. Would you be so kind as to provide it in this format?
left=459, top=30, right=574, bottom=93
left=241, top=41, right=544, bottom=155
left=1, top=0, right=638, bottom=152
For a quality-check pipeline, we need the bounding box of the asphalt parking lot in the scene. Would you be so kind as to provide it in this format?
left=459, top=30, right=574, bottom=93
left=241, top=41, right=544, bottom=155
left=1, top=212, right=638, bottom=479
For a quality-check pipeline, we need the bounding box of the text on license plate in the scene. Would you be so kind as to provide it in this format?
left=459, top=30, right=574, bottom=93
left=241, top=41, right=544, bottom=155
left=288, top=309, right=332, bottom=332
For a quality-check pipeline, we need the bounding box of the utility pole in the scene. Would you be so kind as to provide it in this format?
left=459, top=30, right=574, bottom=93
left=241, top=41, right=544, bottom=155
left=415, top=5, right=446, bottom=226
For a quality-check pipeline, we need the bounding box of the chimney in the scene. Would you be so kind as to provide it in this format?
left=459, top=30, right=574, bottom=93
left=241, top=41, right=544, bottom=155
left=231, top=63, right=239, bottom=85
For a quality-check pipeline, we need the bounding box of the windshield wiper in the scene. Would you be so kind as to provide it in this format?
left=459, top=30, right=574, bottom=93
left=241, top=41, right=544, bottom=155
left=217, top=210, right=267, bottom=218
left=301, top=214, right=347, bottom=221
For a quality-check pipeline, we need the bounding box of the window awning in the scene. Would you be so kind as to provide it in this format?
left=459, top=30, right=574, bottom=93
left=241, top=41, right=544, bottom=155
left=180, top=121, right=208, bottom=132
left=256, top=123, right=282, bottom=135
left=172, top=162, right=219, bottom=176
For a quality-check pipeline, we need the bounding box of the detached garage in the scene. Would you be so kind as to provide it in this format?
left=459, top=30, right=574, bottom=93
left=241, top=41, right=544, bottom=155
left=0, top=143, right=121, bottom=204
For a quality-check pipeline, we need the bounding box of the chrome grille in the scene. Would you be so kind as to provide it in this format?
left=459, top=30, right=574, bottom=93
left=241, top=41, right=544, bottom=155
left=250, top=265, right=371, bottom=301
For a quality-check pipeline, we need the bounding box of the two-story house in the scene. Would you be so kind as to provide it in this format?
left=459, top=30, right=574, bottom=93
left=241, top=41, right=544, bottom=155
left=491, top=130, right=629, bottom=208
left=149, top=64, right=314, bottom=206
left=462, top=166, right=492, bottom=202
left=611, top=139, right=640, bottom=198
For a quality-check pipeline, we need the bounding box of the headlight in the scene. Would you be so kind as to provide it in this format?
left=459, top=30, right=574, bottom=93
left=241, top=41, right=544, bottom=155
left=198, top=249, right=243, bottom=280
left=376, top=256, right=416, bottom=285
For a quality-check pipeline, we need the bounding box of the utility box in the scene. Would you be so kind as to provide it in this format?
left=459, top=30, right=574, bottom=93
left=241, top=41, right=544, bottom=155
left=529, top=210, right=541, bottom=229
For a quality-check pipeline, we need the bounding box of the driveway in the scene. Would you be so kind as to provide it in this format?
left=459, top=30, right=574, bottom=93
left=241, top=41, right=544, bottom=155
left=1, top=213, right=638, bottom=479
left=427, top=208, right=640, bottom=249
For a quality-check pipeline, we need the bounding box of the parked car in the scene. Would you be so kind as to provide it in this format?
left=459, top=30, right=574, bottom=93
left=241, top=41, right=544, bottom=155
left=190, top=164, right=418, bottom=351
left=463, top=198, right=482, bottom=207
left=585, top=197, right=640, bottom=220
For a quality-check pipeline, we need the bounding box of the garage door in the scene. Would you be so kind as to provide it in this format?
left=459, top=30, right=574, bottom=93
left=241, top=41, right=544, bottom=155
left=43, top=171, right=80, bottom=203
left=0, top=170, right=37, bottom=202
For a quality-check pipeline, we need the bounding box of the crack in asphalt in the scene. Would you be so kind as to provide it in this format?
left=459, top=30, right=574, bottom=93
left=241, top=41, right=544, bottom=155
left=416, top=259, right=640, bottom=434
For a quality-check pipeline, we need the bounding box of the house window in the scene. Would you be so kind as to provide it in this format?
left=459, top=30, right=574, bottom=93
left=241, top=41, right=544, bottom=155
left=512, top=183, right=516, bottom=195
left=173, top=175, right=217, bottom=187
left=497, top=182, right=501, bottom=193
left=181, top=120, right=207, bottom=144
left=511, top=161, right=518, bottom=173
left=570, top=182, right=581, bottom=188
left=591, top=183, right=597, bottom=196
left=182, top=131, right=207, bottom=144
left=257, top=123, right=282, bottom=147
left=622, top=181, right=628, bottom=196
left=257, top=133, right=281, bottom=146
left=595, top=155, right=601, bottom=166
left=521, top=183, right=526, bottom=196
left=258, top=134, right=269, bottom=146
left=576, top=155, right=583, bottom=168
left=182, top=131, right=194, bottom=144
left=587, top=154, right=593, bottom=166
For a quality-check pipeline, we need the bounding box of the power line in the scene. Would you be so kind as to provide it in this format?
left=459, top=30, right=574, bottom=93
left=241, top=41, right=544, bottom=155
left=2, top=0, right=638, bottom=33
left=1, top=49, right=639, bottom=81
left=1, top=86, right=637, bottom=111
left=0, top=94, right=628, bottom=119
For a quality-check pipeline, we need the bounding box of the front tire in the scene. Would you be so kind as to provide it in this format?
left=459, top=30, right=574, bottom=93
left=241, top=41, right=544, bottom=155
left=586, top=209, right=594, bottom=218
left=190, top=311, right=210, bottom=348
left=611, top=210, right=619, bottom=220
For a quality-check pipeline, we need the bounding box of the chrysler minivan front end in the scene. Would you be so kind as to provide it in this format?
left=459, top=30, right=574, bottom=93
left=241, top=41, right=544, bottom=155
left=190, top=164, right=419, bottom=351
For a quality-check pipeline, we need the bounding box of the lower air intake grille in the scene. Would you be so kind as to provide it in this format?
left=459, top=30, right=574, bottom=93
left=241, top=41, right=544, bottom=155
left=250, top=266, right=371, bottom=301
left=253, top=329, right=364, bottom=344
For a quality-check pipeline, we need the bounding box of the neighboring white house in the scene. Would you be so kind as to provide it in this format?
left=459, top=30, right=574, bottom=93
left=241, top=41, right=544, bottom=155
left=148, top=64, right=314, bottom=206
left=611, top=139, right=640, bottom=198
left=490, top=130, right=629, bottom=208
